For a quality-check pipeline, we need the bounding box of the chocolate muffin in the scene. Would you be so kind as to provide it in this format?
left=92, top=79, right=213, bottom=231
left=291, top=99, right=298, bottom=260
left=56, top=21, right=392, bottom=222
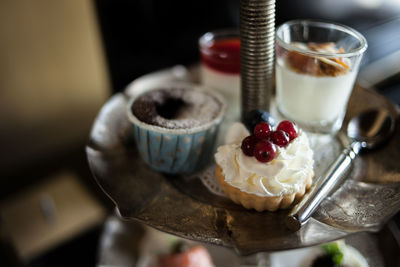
left=127, top=83, right=226, bottom=174
left=132, top=88, right=222, bottom=129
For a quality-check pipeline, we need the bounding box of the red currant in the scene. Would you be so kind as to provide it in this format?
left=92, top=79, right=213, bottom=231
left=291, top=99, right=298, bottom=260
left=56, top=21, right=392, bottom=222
left=241, top=135, right=258, bottom=156
left=270, top=130, right=290, bottom=147
left=253, top=122, right=272, bottom=140
left=254, top=140, right=276, bottom=163
left=277, top=120, right=298, bottom=141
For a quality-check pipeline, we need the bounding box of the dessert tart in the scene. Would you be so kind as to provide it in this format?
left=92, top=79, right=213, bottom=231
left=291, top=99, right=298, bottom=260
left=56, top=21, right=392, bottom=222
left=214, top=115, right=314, bottom=212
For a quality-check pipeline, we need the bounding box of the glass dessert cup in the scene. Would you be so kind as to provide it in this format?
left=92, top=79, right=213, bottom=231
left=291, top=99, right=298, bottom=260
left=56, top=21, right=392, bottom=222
left=199, top=29, right=240, bottom=125
left=275, top=20, right=367, bottom=134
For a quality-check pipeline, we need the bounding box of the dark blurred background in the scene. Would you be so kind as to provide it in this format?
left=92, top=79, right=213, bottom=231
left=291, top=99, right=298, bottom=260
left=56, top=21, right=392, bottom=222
left=0, top=0, right=399, bottom=266
left=95, top=0, right=400, bottom=96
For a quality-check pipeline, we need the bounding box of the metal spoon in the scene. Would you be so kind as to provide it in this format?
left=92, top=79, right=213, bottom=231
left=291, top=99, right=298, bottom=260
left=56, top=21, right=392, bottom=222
left=286, top=108, right=396, bottom=231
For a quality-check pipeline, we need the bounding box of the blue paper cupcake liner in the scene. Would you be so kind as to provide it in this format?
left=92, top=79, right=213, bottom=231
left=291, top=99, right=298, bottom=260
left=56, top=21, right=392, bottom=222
left=127, top=83, right=225, bottom=174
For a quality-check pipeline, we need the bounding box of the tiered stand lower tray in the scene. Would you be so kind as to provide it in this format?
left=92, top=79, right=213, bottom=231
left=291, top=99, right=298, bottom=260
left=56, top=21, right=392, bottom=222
left=86, top=67, right=400, bottom=254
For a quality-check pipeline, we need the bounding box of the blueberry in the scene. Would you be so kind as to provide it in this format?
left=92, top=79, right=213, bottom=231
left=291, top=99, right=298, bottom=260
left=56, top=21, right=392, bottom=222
left=243, top=109, right=275, bottom=132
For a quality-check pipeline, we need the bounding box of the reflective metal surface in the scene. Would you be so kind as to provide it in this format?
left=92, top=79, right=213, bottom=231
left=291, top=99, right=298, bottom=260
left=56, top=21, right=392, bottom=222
left=287, top=109, right=396, bottom=230
left=240, top=0, right=275, bottom=116
left=87, top=70, right=400, bottom=254
left=347, top=109, right=396, bottom=149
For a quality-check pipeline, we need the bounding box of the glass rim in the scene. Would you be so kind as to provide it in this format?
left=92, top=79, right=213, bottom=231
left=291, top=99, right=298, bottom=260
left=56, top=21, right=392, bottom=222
left=199, top=28, right=240, bottom=50
left=276, top=19, right=368, bottom=58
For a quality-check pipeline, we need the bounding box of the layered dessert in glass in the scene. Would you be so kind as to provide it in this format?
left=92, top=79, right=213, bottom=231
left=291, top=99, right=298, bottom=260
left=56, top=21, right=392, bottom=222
left=275, top=20, right=367, bottom=133
left=199, top=30, right=240, bottom=125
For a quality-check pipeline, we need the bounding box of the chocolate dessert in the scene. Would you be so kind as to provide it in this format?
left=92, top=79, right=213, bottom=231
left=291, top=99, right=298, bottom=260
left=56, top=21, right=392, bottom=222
left=132, top=88, right=222, bottom=129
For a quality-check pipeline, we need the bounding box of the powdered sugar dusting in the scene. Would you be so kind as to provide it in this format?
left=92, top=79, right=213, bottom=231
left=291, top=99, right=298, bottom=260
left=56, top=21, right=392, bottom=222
left=132, top=88, right=222, bottom=129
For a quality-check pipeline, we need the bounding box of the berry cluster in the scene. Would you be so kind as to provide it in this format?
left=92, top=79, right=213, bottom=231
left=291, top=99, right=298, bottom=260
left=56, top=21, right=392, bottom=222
left=241, top=120, right=298, bottom=163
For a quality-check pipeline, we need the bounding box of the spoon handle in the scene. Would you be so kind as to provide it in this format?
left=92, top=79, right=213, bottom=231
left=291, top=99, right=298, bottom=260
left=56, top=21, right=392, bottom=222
left=286, top=142, right=363, bottom=231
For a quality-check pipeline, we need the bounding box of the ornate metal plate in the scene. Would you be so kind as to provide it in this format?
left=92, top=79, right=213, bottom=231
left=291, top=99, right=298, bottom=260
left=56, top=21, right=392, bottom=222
left=86, top=67, right=400, bottom=254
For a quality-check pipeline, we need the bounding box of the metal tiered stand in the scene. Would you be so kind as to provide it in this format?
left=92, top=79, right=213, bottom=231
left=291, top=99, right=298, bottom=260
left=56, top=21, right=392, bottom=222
left=86, top=0, right=400, bottom=263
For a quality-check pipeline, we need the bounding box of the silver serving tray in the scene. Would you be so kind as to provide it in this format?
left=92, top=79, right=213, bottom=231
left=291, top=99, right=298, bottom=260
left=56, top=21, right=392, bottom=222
left=86, top=67, right=400, bottom=254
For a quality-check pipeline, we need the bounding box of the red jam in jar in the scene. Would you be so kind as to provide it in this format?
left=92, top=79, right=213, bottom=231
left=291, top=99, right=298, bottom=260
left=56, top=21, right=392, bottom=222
left=200, top=33, right=240, bottom=74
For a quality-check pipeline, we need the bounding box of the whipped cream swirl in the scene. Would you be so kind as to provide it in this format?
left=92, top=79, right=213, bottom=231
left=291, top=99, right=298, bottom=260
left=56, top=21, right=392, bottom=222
left=215, top=123, right=314, bottom=197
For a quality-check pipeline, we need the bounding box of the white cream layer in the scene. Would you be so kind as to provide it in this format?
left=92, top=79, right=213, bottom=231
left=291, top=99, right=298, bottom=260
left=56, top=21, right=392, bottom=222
left=215, top=123, right=314, bottom=197
left=276, top=59, right=357, bottom=124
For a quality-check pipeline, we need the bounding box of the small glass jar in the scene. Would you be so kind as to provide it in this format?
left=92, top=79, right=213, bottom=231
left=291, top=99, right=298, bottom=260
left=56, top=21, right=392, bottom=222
left=199, top=29, right=240, bottom=126
left=275, top=20, right=367, bottom=134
